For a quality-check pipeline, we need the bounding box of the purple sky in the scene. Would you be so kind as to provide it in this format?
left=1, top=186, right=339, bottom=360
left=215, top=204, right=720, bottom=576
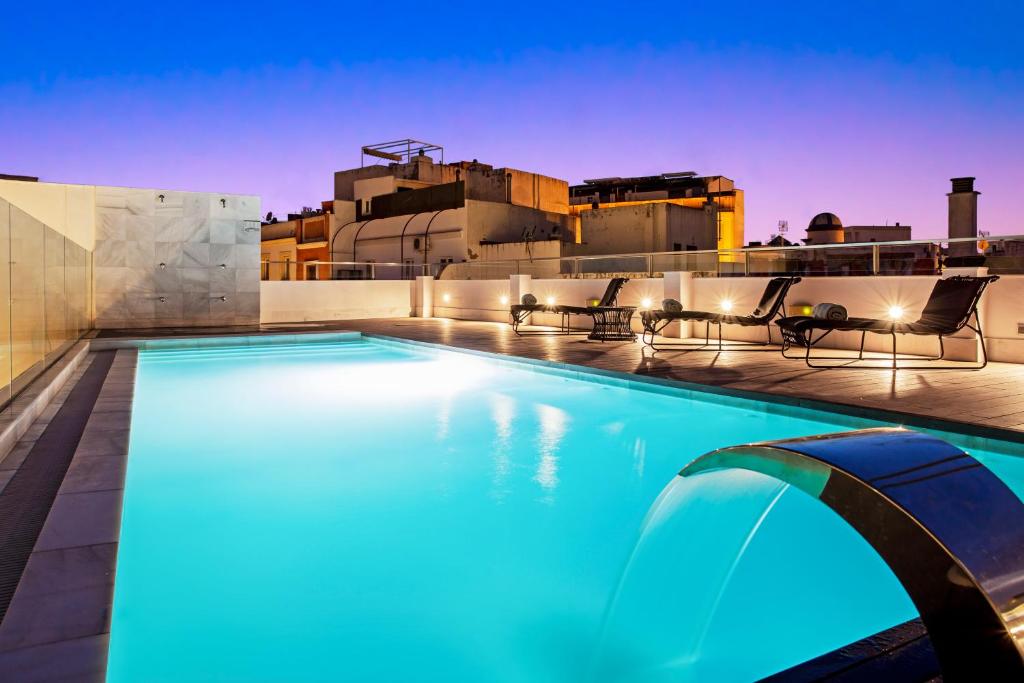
left=2, top=3, right=1021, bottom=242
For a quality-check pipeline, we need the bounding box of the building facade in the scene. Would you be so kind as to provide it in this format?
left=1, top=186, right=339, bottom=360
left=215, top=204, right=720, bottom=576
left=327, top=154, right=572, bottom=278
left=263, top=151, right=748, bottom=278
left=568, top=173, right=745, bottom=254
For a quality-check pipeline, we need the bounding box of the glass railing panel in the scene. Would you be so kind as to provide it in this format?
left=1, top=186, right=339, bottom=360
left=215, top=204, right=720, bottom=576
left=10, top=205, right=45, bottom=393
left=575, top=254, right=650, bottom=276
left=66, top=239, right=89, bottom=341
left=876, top=243, right=941, bottom=275
left=650, top=251, right=720, bottom=275
left=44, top=225, right=68, bottom=358
left=0, top=200, right=12, bottom=407
left=981, top=239, right=1024, bottom=274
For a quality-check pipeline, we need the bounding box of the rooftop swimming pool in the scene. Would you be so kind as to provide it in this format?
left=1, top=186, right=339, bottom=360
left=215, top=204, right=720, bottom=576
left=106, top=336, right=1024, bottom=681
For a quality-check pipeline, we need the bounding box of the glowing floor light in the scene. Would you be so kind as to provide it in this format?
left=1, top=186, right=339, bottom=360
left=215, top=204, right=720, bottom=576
left=888, top=305, right=905, bottom=321
left=640, top=297, right=653, bottom=309
left=499, top=295, right=509, bottom=306
left=546, top=296, right=556, bottom=306
left=720, top=299, right=734, bottom=313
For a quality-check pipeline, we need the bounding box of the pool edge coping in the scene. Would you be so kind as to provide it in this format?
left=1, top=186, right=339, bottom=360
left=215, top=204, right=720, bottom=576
left=0, top=348, right=136, bottom=681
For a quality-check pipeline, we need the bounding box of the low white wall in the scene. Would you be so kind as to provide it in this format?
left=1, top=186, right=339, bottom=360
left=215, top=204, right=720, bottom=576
left=981, top=275, right=1024, bottom=363
left=434, top=277, right=664, bottom=330
left=526, top=278, right=662, bottom=331
left=260, top=280, right=413, bottom=323
left=260, top=272, right=1024, bottom=364
left=432, top=279, right=511, bottom=322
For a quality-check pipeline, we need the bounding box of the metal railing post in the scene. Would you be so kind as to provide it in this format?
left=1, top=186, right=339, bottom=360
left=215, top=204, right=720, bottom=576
left=647, top=254, right=654, bottom=277
left=872, top=244, right=880, bottom=275
left=743, top=251, right=750, bottom=276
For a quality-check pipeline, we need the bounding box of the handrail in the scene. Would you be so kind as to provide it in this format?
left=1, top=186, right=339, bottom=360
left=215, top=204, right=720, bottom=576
left=262, top=260, right=419, bottom=267
left=445, top=234, right=1024, bottom=270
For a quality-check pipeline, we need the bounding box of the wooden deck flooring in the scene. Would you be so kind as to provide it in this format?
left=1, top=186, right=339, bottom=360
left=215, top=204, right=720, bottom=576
left=331, top=317, right=1024, bottom=438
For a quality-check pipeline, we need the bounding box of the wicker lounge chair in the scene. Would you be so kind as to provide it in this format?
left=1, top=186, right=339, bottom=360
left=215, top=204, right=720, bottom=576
left=775, top=275, right=999, bottom=369
left=510, top=278, right=629, bottom=335
left=640, top=277, right=801, bottom=351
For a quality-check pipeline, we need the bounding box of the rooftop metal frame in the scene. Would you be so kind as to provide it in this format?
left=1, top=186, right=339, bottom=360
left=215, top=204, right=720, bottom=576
left=361, top=139, right=444, bottom=167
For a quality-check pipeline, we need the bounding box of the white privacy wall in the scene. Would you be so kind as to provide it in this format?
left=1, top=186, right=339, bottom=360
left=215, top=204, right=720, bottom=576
left=94, top=188, right=262, bottom=328
left=260, top=281, right=413, bottom=323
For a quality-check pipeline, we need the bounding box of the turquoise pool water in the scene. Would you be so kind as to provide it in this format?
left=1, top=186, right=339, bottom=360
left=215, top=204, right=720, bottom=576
left=106, top=337, right=1024, bottom=681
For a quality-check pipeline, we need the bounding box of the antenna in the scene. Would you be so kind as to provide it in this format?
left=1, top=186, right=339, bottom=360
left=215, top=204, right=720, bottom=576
left=777, top=220, right=789, bottom=235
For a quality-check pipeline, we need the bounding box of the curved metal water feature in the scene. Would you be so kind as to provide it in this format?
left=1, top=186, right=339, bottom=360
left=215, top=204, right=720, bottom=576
left=679, top=428, right=1024, bottom=679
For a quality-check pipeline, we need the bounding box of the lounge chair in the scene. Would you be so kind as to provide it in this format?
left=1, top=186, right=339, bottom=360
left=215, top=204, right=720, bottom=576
left=510, top=277, right=629, bottom=335
left=775, top=275, right=999, bottom=369
left=640, top=277, right=801, bottom=351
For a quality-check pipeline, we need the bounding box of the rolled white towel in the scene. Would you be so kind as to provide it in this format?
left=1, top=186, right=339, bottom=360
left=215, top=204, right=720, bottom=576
left=521, top=293, right=537, bottom=306
left=812, top=302, right=848, bottom=321
left=662, top=298, right=683, bottom=313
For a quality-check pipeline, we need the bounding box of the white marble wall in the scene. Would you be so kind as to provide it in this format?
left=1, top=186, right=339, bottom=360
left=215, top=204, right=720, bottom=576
left=93, top=188, right=261, bottom=328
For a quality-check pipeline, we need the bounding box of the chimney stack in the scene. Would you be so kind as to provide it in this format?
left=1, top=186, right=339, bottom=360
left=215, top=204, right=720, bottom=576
left=948, top=177, right=979, bottom=257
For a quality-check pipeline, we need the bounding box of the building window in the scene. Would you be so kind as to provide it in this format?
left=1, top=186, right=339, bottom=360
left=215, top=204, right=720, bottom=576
left=282, top=256, right=291, bottom=281
left=261, top=255, right=270, bottom=280
left=305, top=263, right=319, bottom=280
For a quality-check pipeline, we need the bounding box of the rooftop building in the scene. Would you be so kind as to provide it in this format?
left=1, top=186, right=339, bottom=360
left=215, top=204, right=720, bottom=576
left=804, top=213, right=912, bottom=245
left=568, top=172, right=744, bottom=254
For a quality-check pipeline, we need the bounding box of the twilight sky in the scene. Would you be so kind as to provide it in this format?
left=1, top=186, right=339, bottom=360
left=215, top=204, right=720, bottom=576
left=2, top=1, right=1021, bottom=242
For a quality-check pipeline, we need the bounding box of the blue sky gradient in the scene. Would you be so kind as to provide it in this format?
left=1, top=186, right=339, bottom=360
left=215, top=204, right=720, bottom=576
left=2, top=2, right=1021, bottom=240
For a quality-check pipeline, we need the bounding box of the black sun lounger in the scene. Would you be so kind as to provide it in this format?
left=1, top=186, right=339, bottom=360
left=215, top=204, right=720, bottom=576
left=510, top=277, right=629, bottom=335
left=775, top=275, right=999, bottom=369
left=640, top=277, right=801, bottom=351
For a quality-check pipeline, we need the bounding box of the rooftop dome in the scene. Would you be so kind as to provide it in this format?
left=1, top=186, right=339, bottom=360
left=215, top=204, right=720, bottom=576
left=808, top=212, right=843, bottom=231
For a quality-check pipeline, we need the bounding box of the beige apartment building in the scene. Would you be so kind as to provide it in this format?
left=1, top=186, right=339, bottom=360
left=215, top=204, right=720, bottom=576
left=262, top=142, right=746, bottom=279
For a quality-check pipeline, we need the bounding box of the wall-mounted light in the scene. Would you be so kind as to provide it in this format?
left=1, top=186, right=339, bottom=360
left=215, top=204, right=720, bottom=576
left=499, top=295, right=509, bottom=306
left=546, top=295, right=556, bottom=306
left=640, top=297, right=652, bottom=309
left=220, top=198, right=227, bottom=208
left=720, top=299, right=734, bottom=313
left=157, top=194, right=165, bottom=203
left=158, top=262, right=166, bottom=269
left=442, top=293, right=451, bottom=303
left=888, top=305, right=905, bottom=321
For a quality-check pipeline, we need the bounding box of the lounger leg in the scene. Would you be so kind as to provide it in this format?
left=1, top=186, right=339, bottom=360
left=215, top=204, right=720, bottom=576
left=891, top=332, right=898, bottom=369
left=858, top=332, right=866, bottom=359
left=717, top=323, right=723, bottom=350
left=705, top=321, right=710, bottom=345
left=973, top=311, right=989, bottom=369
